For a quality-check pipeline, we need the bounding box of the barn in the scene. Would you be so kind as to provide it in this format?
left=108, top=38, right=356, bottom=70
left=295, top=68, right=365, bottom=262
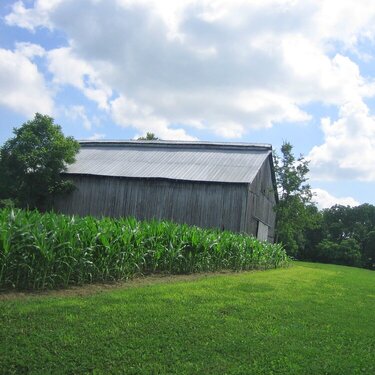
left=54, top=140, right=278, bottom=242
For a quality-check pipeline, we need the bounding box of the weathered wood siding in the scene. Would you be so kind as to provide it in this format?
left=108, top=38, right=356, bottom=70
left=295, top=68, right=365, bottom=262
left=55, top=175, right=249, bottom=233
left=246, top=157, right=277, bottom=242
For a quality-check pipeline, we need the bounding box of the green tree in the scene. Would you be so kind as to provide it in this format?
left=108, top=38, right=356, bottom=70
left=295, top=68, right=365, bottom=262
left=320, top=204, right=375, bottom=268
left=273, top=142, right=320, bottom=256
left=316, top=238, right=362, bottom=267
left=0, top=113, right=80, bottom=209
left=363, top=230, right=375, bottom=269
left=137, top=132, right=159, bottom=141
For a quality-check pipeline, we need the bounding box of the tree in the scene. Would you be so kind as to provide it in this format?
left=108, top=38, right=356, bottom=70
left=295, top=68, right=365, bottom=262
left=363, top=230, right=375, bottom=269
left=137, top=132, right=159, bottom=141
left=316, top=238, right=362, bottom=267
left=0, top=113, right=80, bottom=209
left=273, top=142, right=320, bottom=256
left=320, top=204, right=375, bottom=268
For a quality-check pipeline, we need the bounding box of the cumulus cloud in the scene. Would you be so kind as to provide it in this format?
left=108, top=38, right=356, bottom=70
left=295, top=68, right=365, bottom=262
left=309, top=101, right=375, bottom=181
left=0, top=47, right=53, bottom=116
left=5, top=0, right=61, bottom=30
left=47, top=47, right=112, bottom=110
left=5, top=0, right=375, bottom=159
left=312, top=188, right=360, bottom=209
left=63, top=105, right=92, bottom=130
left=15, top=42, right=45, bottom=59
left=111, top=96, right=197, bottom=140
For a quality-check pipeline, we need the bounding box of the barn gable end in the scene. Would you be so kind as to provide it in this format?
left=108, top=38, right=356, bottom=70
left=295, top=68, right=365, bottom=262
left=55, top=141, right=277, bottom=241
left=247, top=155, right=277, bottom=242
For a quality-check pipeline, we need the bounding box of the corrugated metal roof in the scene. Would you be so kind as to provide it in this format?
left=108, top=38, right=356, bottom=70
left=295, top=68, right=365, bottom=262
left=65, top=141, right=272, bottom=184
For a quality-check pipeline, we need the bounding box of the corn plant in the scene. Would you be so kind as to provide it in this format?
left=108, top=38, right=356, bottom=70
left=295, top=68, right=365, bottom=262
left=0, top=208, right=290, bottom=290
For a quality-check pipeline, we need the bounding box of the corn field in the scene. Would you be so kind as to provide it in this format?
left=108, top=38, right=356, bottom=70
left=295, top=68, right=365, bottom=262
left=0, top=208, right=290, bottom=290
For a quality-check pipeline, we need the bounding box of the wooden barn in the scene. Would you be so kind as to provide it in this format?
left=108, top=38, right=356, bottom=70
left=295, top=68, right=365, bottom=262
left=54, top=140, right=278, bottom=242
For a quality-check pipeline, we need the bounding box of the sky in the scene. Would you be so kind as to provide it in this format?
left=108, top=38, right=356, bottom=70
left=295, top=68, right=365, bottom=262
left=1, top=0, right=375, bottom=209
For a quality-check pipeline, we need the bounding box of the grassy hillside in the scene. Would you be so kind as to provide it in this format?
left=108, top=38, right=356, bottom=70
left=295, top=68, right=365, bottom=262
left=1, top=262, right=374, bottom=374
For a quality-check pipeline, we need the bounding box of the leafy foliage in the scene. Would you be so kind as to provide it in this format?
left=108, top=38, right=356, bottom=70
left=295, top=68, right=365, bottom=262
left=315, top=238, right=362, bottom=266
left=313, top=204, right=375, bottom=269
left=363, top=230, right=375, bottom=268
left=273, top=142, right=319, bottom=256
left=0, top=114, right=80, bottom=209
left=273, top=142, right=375, bottom=269
left=137, top=132, right=159, bottom=140
left=0, top=208, right=289, bottom=290
left=274, top=142, right=311, bottom=203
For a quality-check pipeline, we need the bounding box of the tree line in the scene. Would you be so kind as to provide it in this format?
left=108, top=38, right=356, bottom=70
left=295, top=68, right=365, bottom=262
left=274, top=142, right=374, bottom=270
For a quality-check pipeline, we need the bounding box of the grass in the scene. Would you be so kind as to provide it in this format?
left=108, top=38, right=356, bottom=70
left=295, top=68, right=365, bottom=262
left=0, top=208, right=288, bottom=290
left=1, top=262, right=374, bottom=374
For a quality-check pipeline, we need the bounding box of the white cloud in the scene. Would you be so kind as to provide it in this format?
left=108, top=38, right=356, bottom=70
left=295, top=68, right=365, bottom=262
left=312, top=188, right=359, bottom=209
left=15, top=42, right=45, bottom=59
left=88, top=133, right=106, bottom=140
left=235, top=89, right=311, bottom=128
left=5, top=0, right=375, bottom=151
left=64, top=105, right=92, bottom=130
left=111, top=96, right=197, bottom=140
left=309, top=101, right=375, bottom=181
left=280, top=37, right=373, bottom=105
left=47, top=47, right=112, bottom=110
left=0, top=47, right=53, bottom=116
left=314, top=0, right=375, bottom=47
left=8, top=0, right=375, bottom=45
left=5, top=0, right=62, bottom=30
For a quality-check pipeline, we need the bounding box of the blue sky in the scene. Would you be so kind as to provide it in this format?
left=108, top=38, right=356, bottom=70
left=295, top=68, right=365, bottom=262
left=1, top=0, right=375, bottom=208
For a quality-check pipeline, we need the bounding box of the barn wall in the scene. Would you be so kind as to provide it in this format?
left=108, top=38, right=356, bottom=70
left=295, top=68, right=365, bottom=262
left=246, top=157, right=277, bottom=242
left=54, top=175, right=249, bottom=233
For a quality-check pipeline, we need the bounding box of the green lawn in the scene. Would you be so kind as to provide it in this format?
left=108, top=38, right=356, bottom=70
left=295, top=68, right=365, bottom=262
left=1, top=262, right=374, bottom=374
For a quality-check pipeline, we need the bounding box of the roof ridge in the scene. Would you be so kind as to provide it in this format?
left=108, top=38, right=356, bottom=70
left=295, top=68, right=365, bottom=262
left=78, top=140, right=272, bottom=151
